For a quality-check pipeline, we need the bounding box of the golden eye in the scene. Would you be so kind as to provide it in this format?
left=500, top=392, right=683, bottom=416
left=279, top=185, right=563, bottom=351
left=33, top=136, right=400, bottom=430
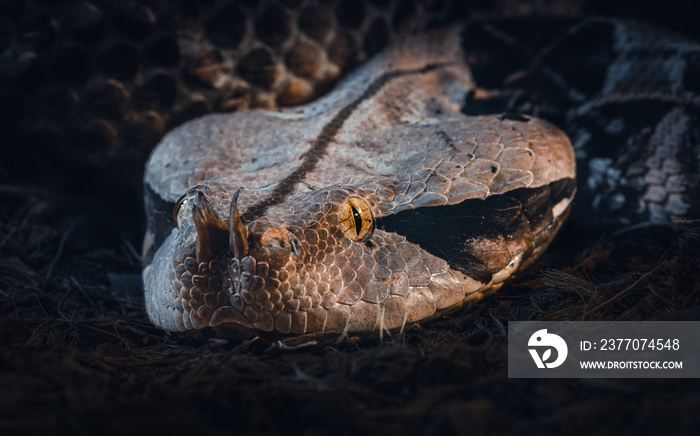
left=173, top=194, right=190, bottom=229
left=338, top=197, right=374, bottom=242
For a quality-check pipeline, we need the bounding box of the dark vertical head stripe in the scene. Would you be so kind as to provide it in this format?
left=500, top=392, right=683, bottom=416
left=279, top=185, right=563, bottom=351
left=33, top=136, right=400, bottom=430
left=241, top=62, right=450, bottom=223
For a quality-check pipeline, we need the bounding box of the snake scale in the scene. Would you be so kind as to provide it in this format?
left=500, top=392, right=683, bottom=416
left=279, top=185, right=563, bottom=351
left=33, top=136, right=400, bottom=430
left=143, top=17, right=699, bottom=337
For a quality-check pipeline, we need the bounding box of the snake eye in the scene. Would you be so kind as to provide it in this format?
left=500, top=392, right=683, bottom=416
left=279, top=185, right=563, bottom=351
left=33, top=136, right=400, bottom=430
left=339, top=197, right=374, bottom=242
left=173, top=193, right=190, bottom=229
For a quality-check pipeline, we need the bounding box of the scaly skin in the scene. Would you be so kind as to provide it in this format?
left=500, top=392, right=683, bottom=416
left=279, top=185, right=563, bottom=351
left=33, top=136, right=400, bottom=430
left=143, top=27, right=576, bottom=335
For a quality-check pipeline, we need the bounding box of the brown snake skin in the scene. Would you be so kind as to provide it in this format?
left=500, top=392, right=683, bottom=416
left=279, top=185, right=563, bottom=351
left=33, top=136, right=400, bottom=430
left=143, top=15, right=700, bottom=336
left=142, top=11, right=700, bottom=336
left=143, top=27, right=577, bottom=334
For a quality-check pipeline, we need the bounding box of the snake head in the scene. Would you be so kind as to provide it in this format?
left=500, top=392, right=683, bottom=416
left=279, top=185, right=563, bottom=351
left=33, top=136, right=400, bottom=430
left=146, top=186, right=386, bottom=333
left=153, top=188, right=308, bottom=331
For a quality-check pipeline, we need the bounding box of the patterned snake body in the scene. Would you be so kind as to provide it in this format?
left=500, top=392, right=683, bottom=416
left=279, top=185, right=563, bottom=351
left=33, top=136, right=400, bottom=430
left=143, top=19, right=698, bottom=336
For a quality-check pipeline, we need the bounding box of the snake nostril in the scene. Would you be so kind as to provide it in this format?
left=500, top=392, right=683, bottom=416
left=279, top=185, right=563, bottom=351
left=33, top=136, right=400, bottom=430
left=265, top=237, right=286, bottom=249
left=262, top=233, right=302, bottom=257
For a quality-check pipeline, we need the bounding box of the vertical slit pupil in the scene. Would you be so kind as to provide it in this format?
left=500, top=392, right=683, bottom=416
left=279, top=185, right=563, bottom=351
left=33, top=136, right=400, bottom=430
left=351, top=205, right=363, bottom=235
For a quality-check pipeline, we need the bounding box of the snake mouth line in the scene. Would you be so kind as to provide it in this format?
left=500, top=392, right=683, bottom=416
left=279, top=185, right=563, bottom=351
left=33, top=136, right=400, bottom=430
left=376, top=177, right=576, bottom=285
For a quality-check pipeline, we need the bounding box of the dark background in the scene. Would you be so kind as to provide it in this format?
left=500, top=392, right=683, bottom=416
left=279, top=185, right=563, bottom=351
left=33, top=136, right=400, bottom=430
left=1, top=1, right=699, bottom=434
